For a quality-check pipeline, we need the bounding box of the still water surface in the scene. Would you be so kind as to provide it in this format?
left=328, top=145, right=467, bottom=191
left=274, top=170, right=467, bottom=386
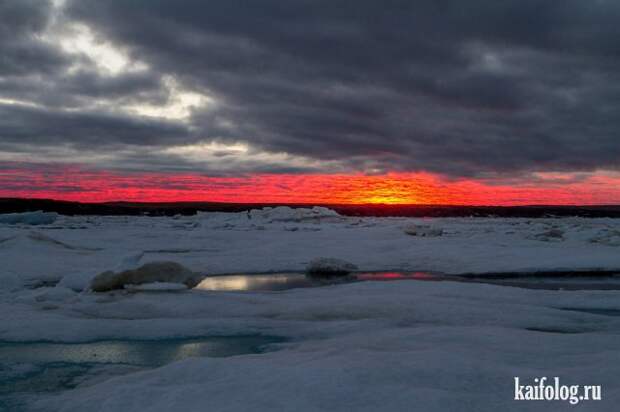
left=195, top=271, right=620, bottom=292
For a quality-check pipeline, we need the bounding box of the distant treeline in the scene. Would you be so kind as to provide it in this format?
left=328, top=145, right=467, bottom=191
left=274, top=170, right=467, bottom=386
left=2, top=198, right=620, bottom=218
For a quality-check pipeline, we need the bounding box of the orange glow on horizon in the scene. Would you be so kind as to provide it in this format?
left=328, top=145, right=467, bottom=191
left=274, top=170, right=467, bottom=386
left=1, top=164, right=620, bottom=205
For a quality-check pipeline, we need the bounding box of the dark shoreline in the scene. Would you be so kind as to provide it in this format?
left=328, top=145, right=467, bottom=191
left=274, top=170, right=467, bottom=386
left=3, top=197, right=620, bottom=218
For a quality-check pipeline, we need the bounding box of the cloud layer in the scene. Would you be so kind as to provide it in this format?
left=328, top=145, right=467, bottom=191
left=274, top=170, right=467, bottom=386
left=1, top=0, right=619, bottom=178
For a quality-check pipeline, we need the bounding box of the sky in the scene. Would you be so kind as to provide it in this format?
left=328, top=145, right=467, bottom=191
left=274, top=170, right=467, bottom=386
left=1, top=0, right=620, bottom=205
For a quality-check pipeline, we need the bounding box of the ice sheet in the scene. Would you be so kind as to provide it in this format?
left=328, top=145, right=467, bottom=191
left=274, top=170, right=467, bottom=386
left=1, top=208, right=620, bottom=291
left=2, top=208, right=620, bottom=411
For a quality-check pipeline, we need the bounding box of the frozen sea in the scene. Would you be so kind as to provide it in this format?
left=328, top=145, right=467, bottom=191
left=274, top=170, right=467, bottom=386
left=1, top=207, right=620, bottom=411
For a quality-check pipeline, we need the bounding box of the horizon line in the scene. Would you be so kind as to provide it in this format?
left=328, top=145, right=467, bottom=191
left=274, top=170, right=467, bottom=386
left=2, top=197, right=620, bottom=209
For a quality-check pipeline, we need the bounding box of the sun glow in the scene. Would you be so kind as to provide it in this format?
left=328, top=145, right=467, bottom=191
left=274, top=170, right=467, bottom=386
left=2, top=164, right=620, bottom=205
left=339, top=175, right=426, bottom=204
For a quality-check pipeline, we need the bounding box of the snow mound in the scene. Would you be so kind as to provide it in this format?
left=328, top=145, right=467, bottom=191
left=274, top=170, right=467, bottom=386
left=306, top=257, right=358, bottom=277
left=530, top=228, right=565, bottom=242
left=33, top=286, right=78, bottom=302
left=27, top=231, right=101, bottom=251
left=26, top=286, right=78, bottom=305
left=0, top=210, right=58, bottom=225
left=58, top=271, right=93, bottom=292
left=404, top=224, right=443, bottom=237
left=249, top=206, right=340, bottom=223
left=125, top=282, right=188, bottom=292
left=590, top=229, right=620, bottom=246
left=59, top=253, right=147, bottom=292
left=90, top=261, right=203, bottom=292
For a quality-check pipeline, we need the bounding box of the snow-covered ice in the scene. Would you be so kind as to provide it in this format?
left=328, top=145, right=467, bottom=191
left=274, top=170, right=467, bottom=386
left=0, top=211, right=58, bottom=226
left=2, top=207, right=620, bottom=291
left=4, top=280, right=620, bottom=411
left=2, top=207, right=620, bottom=411
left=403, top=223, right=444, bottom=237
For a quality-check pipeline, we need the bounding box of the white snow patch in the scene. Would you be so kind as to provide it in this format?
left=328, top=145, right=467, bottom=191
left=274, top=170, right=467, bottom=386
left=33, top=286, right=78, bottom=302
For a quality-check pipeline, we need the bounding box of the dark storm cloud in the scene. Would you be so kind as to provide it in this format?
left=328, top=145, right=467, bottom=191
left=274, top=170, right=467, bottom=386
left=0, top=103, right=190, bottom=148
left=1, top=0, right=620, bottom=176
left=0, top=69, right=168, bottom=109
left=0, top=0, right=69, bottom=75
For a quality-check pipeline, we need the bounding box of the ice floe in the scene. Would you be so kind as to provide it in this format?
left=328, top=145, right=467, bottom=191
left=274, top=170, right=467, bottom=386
left=0, top=210, right=58, bottom=225
left=90, top=261, right=203, bottom=292
left=249, top=206, right=341, bottom=222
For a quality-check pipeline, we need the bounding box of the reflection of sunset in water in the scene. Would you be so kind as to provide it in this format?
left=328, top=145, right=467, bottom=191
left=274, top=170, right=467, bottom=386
left=195, top=272, right=445, bottom=292
left=196, top=276, right=252, bottom=291
left=195, top=274, right=306, bottom=291
left=356, top=272, right=439, bottom=281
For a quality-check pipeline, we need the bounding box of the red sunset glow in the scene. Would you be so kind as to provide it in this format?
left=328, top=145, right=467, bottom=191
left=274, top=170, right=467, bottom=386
left=2, top=164, right=620, bottom=205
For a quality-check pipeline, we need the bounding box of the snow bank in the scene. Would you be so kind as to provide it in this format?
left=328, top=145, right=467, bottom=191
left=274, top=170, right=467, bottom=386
left=0, top=210, right=58, bottom=225
left=404, top=224, right=443, bottom=237
left=306, top=257, right=358, bottom=277
left=90, top=261, right=202, bottom=292
left=249, top=206, right=340, bottom=222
